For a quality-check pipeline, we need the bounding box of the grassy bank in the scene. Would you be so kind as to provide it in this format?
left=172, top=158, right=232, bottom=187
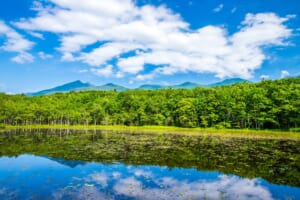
left=1, top=125, right=299, bottom=140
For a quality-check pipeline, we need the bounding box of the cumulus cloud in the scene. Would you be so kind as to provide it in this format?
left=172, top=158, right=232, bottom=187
left=14, top=0, right=294, bottom=78
left=281, top=70, right=290, bottom=78
left=91, top=65, right=113, bottom=77
left=78, top=43, right=140, bottom=67
left=12, top=52, right=34, bottom=64
left=0, top=20, right=34, bottom=63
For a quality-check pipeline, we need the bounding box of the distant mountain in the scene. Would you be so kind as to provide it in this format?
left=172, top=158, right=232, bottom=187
left=94, top=83, right=127, bottom=91
left=28, top=81, right=127, bottom=96
left=27, top=80, right=92, bottom=96
left=173, top=82, right=200, bottom=89
left=27, top=78, right=251, bottom=96
left=206, top=78, right=249, bottom=87
left=138, top=84, right=165, bottom=90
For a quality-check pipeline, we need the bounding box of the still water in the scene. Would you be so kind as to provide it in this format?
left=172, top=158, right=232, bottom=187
left=0, top=129, right=299, bottom=200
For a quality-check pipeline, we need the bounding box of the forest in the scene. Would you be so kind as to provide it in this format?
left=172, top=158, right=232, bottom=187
left=0, top=77, right=299, bottom=130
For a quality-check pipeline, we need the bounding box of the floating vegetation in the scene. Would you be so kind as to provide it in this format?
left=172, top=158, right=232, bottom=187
left=0, top=129, right=299, bottom=199
left=0, top=129, right=299, bottom=187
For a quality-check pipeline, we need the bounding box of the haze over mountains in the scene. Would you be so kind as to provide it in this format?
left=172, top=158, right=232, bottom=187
left=27, top=78, right=249, bottom=96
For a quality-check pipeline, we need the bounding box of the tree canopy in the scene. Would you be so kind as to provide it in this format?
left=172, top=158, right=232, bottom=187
left=1, top=77, right=299, bottom=130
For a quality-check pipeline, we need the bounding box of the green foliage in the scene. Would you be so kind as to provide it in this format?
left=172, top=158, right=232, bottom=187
left=0, top=77, right=299, bottom=130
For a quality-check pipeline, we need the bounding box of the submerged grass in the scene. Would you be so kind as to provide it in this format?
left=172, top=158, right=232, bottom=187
left=2, top=125, right=300, bottom=140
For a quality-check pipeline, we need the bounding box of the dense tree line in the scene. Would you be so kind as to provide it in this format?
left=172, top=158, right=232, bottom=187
left=0, top=77, right=299, bottom=129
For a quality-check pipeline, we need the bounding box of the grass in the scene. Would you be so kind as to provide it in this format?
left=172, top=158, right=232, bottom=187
left=1, top=124, right=300, bottom=140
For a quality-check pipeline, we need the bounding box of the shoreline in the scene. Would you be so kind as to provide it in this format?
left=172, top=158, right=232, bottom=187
left=1, top=125, right=299, bottom=140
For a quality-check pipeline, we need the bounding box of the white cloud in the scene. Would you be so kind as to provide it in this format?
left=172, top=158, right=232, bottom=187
left=281, top=70, right=290, bottom=78
left=213, top=4, right=224, bottom=13
left=11, top=52, right=34, bottom=64
left=38, top=51, right=53, bottom=59
left=28, top=31, right=44, bottom=39
left=136, top=73, right=156, bottom=81
left=0, top=20, right=34, bottom=63
left=14, top=0, right=294, bottom=78
left=0, top=21, right=33, bottom=52
left=118, top=56, right=145, bottom=74
left=78, top=43, right=140, bottom=67
left=91, top=65, right=113, bottom=77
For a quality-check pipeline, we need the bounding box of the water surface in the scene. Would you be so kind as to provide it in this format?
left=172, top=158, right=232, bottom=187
left=0, top=129, right=299, bottom=200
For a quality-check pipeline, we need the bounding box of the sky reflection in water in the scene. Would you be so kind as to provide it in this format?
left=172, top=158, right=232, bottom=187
left=0, top=154, right=299, bottom=200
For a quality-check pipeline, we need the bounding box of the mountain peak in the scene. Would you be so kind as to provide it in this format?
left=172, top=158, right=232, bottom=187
left=27, top=80, right=92, bottom=96
left=52, top=80, right=92, bottom=90
left=95, top=83, right=127, bottom=91
left=72, top=80, right=84, bottom=84
left=63, top=80, right=90, bottom=87
left=173, top=82, right=200, bottom=89
left=207, top=78, right=249, bottom=87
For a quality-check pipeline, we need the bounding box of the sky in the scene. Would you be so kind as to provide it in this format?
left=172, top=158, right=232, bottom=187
left=0, top=0, right=299, bottom=93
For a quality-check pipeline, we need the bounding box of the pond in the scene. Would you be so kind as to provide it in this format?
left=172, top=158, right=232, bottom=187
left=0, top=129, right=299, bottom=200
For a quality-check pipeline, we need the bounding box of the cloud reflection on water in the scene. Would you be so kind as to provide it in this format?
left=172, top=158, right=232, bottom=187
left=113, top=175, right=273, bottom=200
left=0, top=155, right=296, bottom=200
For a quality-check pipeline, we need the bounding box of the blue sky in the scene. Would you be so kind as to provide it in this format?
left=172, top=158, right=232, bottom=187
left=0, top=0, right=299, bottom=93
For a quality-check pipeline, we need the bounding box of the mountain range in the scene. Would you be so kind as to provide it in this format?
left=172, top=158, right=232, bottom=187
left=27, top=78, right=249, bottom=96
